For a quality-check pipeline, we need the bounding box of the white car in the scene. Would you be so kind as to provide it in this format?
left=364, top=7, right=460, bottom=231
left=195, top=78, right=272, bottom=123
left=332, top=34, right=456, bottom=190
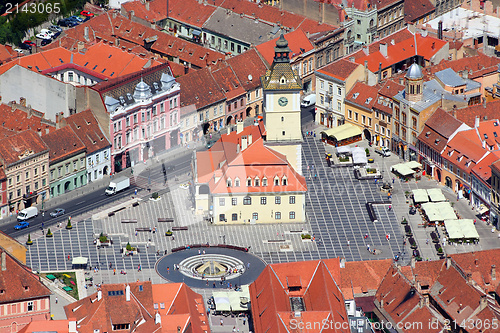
left=39, top=29, right=55, bottom=37
left=14, top=48, right=24, bottom=53
left=36, top=33, right=51, bottom=40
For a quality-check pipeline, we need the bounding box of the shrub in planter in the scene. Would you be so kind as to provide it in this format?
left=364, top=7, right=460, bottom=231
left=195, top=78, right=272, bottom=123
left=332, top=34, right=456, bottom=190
left=437, top=247, right=443, bottom=254
left=301, top=234, right=312, bottom=239
left=66, top=218, right=72, bottom=229
left=401, top=217, right=408, bottom=225
left=99, top=232, right=108, bottom=243
left=152, top=192, right=159, bottom=200
left=365, top=148, right=370, bottom=156
left=46, top=228, right=53, bottom=237
left=339, top=156, right=350, bottom=162
left=165, top=230, right=173, bottom=236
left=26, top=234, right=33, bottom=245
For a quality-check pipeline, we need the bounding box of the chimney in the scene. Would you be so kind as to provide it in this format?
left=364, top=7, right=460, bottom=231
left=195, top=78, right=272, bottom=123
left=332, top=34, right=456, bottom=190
left=236, top=120, right=243, bottom=134
left=155, top=312, right=161, bottom=324
left=1, top=252, right=5, bottom=271
left=475, top=116, right=480, bottom=128
left=145, top=1, right=150, bottom=10
left=19, top=97, right=26, bottom=106
left=411, top=256, right=415, bottom=269
left=55, top=112, right=65, bottom=129
left=446, top=256, right=451, bottom=269
left=438, top=21, right=443, bottom=40
left=431, top=41, right=435, bottom=50
left=492, top=265, right=496, bottom=280
left=68, top=321, right=77, bottom=333
left=378, top=62, right=382, bottom=82
left=248, top=134, right=252, bottom=145
left=84, top=26, right=89, bottom=41
left=363, top=45, right=369, bottom=56
left=419, top=295, right=429, bottom=308
left=97, top=290, right=102, bottom=301
left=236, top=143, right=240, bottom=154
left=483, top=97, right=487, bottom=108
left=340, top=257, right=346, bottom=268
left=379, top=43, right=387, bottom=57
left=364, top=60, right=368, bottom=83
left=241, top=136, right=248, bottom=151
left=129, top=10, right=135, bottom=20
left=126, top=285, right=131, bottom=301
left=184, top=63, right=189, bottom=75
left=479, top=295, right=488, bottom=310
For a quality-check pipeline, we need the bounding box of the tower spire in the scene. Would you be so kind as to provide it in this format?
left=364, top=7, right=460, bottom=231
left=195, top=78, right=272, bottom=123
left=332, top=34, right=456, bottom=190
left=273, top=34, right=291, bottom=63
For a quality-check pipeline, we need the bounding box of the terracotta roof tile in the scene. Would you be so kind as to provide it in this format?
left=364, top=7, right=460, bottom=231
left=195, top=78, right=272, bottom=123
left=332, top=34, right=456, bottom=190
left=18, top=320, right=73, bottom=333
left=0, top=130, right=49, bottom=166
left=455, top=100, right=500, bottom=128
left=0, top=248, right=51, bottom=304
left=210, top=64, right=246, bottom=101
left=316, top=58, right=361, bottom=81
left=423, top=53, right=500, bottom=81
left=42, top=126, right=86, bottom=164
left=353, top=32, right=447, bottom=72
left=225, top=49, right=268, bottom=91
left=0, top=44, right=18, bottom=64
left=339, top=259, right=392, bottom=299
left=345, top=81, right=379, bottom=109
left=404, top=0, right=435, bottom=23
left=0, top=103, right=55, bottom=134
left=66, top=110, right=110, bottom=154
left=450, top=249, right=500, bottom=293
left=177, top=67, right=226, bottom=109
left=424, top=108, right=463, bottom=138
left=256, top=29, right=314, bottom=67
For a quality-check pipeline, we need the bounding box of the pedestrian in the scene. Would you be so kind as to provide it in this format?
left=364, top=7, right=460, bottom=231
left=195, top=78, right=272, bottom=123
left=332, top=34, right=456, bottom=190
left=392, top=177, right=395, bottom=184
left=67, top=254, right=70, bottom=261
left=138, top=264, right=141, bottom=272
left=388, top=234, right=390, bottom=240
left=113, top=268, right=116, bottom=275
left=55, top=297, right=58, bottom=304
left=364, top=233, right=368, bottom=239
left=198, top=249, right=201, bottom=255
left=220, top=318, right=223, bottom=326
left=426, top=239, right=429, bottom=245
left=172, top=235, right=175, bottom=241
left=135, top=231, right=138, bottom=237
left=135, top=189, right=138, bottom=196
left=388, top=205, right=392, bottom=211
left=347, top=240, right=350, bottom=246
left=247, top=262, right=250, bottom=270
left=367, top=244, right=370, bottom=252
left=109, top=262, right=112, bottom=269
left=213, top=282, right=216, bottom=288
left=203, top=250, right=206, bottom=255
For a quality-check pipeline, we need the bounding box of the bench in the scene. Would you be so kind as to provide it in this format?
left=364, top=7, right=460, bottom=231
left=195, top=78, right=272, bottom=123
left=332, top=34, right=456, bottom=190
left=135, top=227, right=151, bottom=232
left=171, top=226, right=188, bottom=231
left=158, top=217, right=174, bottom=223
left=121, top=219, right=137, bottom=223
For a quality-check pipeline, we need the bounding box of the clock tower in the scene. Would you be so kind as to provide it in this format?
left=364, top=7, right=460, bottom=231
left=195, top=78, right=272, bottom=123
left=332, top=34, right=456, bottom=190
left=261, top=34, right=302, bottom=142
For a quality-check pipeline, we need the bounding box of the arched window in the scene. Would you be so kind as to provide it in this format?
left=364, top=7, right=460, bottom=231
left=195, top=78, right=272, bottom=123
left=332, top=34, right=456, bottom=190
left=262, top=177, right=268, bottom=186
left=227, top=178, right=232, bottom=187
left=246, top=177, right=252, bottom=186
left=254, top=177, right=260, bottom=186
left=235, top=178, right=240, bottom=187
left=282, top=176, right=288, bottom=186
left=274, top=176, right=280, bottom=186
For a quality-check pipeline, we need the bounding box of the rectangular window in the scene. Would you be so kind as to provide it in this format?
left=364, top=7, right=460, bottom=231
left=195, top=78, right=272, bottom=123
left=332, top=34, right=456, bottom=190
left=243, top=197, right=251, bottom=205
left=232, top=213, right=238, bottom=221
left=252, top=212, right=258, bottom=220
left=219, top=198, right=225, bottom=206
left=42, top=178, right=46, bottom=186
left=34, top=168, right=38, bottom=176
left=260, top=197, right=267, bottom=205
left=50, top=170, right=54, bottom=180
left=362, top=115, right=366, bottom=125
left=354, top=112, right=359, bottom=121
left=275, top=196, right=281, bottom=204
left=338, top=87, right=342, bottom=95
left=348, top=109, right=352, bottom=119
left=35, top=182, right=38, bottom=190
left=289, top=211, right=296, bottom=219
left=65, top=164, right=69, bottom=173
left=219, top=214, right=226, bottom=222
left=289, top=196, right=296, bottom=204
left=232, top=198, right=237, bottom=206
left=26, top=171, right=29, bottom=179
left=126, top=116, right=130, bottom=127
left=275, top=212, right=281, bottom=219
left=27, top=301, right=33, bottom=312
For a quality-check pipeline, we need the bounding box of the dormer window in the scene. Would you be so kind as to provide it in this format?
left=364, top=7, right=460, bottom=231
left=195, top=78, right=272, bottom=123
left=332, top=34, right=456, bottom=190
left=448, top=150, right=453, bottom=157
left=235, top=178, right=240, bottom=187
left=274, top=176, right=280, bottom=186
left=227, top=178, right=232, bottom=187
left=280, top=76, right=286, bottom=84
left=282, top=176, right=288, bottom=186
left=247, top=177, right=252, bottom=187
left=425, top=131, right=430, bottom=138
left=458, top=156, right=463, bottom=162
left=262, top=177, right=268, bottom=186
left=254, top=177, right=260, bottom=186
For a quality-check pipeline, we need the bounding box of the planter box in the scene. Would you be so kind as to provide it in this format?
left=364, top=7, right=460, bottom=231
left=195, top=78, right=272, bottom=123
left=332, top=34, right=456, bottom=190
left=301, top=238, right=313, bottom=243
left=149, top=197, right=161, bottom=201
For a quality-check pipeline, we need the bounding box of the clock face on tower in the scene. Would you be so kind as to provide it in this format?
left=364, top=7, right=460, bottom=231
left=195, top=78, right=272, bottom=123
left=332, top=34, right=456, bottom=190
left=278, top=97, right=288, bottom=107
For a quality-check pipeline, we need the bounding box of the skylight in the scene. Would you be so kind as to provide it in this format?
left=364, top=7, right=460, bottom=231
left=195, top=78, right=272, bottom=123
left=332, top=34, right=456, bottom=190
left=484, top=134, right=488, bottom=139
left=84, top=62, right=89, bottom=67
left=108, top=290, right=124, bottom=296
left=93, top=65, right=98, bottom=70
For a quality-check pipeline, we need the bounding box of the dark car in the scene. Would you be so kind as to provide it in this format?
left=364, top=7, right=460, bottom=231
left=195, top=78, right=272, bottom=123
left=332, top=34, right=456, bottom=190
left=20, top=42, right=32, bottom=50
left=58, top=19, right=77, bottom=27
left=40, top=38, right=51, bottom=46
left=50, top=208, right=66, bottom=217
left=14, top=221, right=29, bottom=230
left=49, top=25, right=62, bottom=33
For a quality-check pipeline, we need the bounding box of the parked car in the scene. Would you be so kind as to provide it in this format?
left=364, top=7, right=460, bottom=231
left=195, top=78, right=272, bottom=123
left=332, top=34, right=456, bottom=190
left=23, top=40, right=36, bottom=47
left=36, top=32, right=51, bottom=40
left=69, top=15, right=84, bottom=23
left=20, top=42, right=32, bottom=50
left=39, top=28, right=55, bottom=37
left=49, top=25, right=62, bottom=33
left=58, top=18, right=77, bottom=27
left=14, top=221, right=29, bottom=230
left=41, top=38, right=51, bottom=46
left=50, top=208, right=66, bottom=217
left=80, top=10, right=94, bottom=17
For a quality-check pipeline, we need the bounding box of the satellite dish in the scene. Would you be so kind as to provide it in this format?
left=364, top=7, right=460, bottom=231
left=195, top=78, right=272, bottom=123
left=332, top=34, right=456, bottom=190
left=248, top=74, right=253, bottom=81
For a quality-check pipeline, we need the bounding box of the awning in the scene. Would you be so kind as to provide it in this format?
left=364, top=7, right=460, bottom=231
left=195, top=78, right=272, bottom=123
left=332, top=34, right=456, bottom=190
left=421, top=202, right=457, bottom=221
left=192, top=30, right=201, bottom=36
left=391, top=164, right=415, bottom=176
left=46, top=274, right=56, bottom=280
left=444, top=219, right=479, bottom=239
left=405, top=161, right=422, bottom=169
left=321, top=124, right=362, bottom=142
left=352, top=147, right=367, bottom=164
left=72, top=257, right=88, bottom=265
left=336, top=146, right=351, bottom=155
left=412, top=189, right=429, bottom=203
left=427, top=188, right=446, bottom=202
left=213, top=286, right=250, bottom=312
left=213, top=292, right=231, bottom=312
left=478, top=206, right=489, bottom=215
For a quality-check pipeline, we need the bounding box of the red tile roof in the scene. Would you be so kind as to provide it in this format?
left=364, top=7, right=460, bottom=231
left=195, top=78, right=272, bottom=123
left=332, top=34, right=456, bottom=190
left=0, top=44, right=18, bottom=64
left=424, top=53, right=500, bottom=81
left=345, top=81, right=379, bottom=109
left=455, top=100, right=500, bottom=128
left=250, top=260, right=348, bottom=333
left=0, top=43, right=164, bottom=78
left=450, top=249, right=500, bottom=293
left=353, top=32, right=447, bottom=72
left=0, top=103, right=56, bottom=134
left=471, top=151, right=500, bottom=186
left=225, top=48, right=268, bottom=92
left=256, top=29, right=314, bottom=66
left=404, top=0, right=435, bottom=23
left=442, top=129, right=485, bottom=173
left=42, top=126, right=86, bottom=164
left=425, top=108, right=464, bottom=138
left=0, top=130, right=49, bottom=166
left=0, top=248, right=51, bottom=304
left=339, top=259, right=392, bottom=299
left=18, top=320, right=73, bottom=333
left=177, top=66, right=226, bottom=109
left=66, top=109, right=110, bottom=154
left=316, top=58, right=362, bottom=81
left=210, top=63, right=246, bottom=101
left=351, top=28, right=414, bottom=62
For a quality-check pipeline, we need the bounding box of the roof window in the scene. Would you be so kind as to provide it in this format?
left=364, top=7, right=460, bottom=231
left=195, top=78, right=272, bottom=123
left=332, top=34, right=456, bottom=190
left=484, top=134, right=489, bottom=139
left=108, top=290, right=124, bottom=296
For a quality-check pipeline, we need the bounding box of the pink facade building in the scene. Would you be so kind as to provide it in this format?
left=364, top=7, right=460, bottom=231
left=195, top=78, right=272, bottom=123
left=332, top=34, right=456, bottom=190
left=95, top=64, right=180, bottom=173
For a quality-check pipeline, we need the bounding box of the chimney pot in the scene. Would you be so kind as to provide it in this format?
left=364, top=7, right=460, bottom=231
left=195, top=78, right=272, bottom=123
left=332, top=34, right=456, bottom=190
left=492, top=265, right=497, bottom=280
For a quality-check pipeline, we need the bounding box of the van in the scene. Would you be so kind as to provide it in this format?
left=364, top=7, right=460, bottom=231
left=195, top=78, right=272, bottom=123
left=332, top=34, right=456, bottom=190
left=17, top=207, right=38, bottom=221
left=301, top=94, right=316, bottom=108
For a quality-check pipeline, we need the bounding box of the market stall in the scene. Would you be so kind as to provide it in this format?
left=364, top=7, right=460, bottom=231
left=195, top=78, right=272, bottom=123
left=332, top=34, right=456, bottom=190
left=421, top=202, right=457, bottom=222
left=427, top=188, right=446, bottom=202
left=412, top=189, right=429, bottom=204
left=444, top=219, right=479, bottom=241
